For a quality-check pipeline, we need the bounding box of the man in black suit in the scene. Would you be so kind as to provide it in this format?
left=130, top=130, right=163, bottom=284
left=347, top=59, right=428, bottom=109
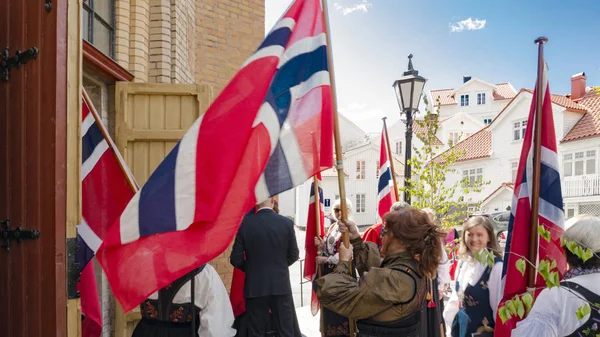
left=230, top=198, right=300, bottom=337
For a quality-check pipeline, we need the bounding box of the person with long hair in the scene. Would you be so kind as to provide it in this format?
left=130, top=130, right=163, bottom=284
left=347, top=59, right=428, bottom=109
left=511, top=215, right=600, bottom=337
left=443, top=216, right=504, bottom=337
left=316, top=208, right=445, bottom=337
left=313, top=198, right=353, bottom=336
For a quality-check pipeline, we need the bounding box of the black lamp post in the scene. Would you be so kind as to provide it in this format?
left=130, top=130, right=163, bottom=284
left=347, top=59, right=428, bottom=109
left=392, top=54, right=427, bottom=204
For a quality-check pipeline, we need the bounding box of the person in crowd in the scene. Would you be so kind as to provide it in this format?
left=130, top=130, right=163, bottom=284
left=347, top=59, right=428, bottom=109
left=362, top=201, right=412, bottom=250
left=443, top=216, right=503, bottom=337
left=316, top=208, right=445, bottom=337
left=314, top=198, right=353, bottom=336
left=511, top=215, right=600, bottom=337
left=132, top=264, right=236, bottom=337
left=230, top=198, right=299, bottom=337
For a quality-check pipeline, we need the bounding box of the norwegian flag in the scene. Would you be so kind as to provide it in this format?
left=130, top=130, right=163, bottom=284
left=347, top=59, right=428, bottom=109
left=377, top=129, right=397, bottom=220
left=304, top=173, right=325, bottom=316
left=96, top=0, right=334, bottom=312
left=79, top=92, right=137, bottom=336
left=494, top=63, right=567, bottom=336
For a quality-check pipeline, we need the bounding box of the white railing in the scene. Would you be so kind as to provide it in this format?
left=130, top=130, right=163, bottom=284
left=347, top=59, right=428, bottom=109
left=563, top=174, right=600, bottom=197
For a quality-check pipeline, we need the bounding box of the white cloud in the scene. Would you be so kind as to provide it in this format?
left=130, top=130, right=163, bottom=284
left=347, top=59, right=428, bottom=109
left=333, top=0, right=373, bottom=15
left=450, top=17, right=487, bottom=32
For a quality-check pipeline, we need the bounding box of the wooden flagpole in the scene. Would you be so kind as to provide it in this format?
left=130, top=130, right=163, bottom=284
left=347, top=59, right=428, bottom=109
left=382, top=117, right=400, bottom=201
left=322, top=1, right=357, bottom=335
left=527, top=36, right=548, bottom=294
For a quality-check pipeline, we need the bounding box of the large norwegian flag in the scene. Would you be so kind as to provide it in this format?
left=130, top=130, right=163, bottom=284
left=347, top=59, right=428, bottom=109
left=96, top=0, right=334, bottom=312
left=303, top=173, right=325, bottom=316
left=377, top=130, right=396, bottom=220
left=79, top=92, right=137, bottom=336
left=494, top=63, right=567, bottom=336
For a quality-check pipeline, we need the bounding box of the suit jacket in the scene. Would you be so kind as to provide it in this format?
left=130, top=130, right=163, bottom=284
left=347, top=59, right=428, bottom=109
left=230, top=208, right=299, bottom=298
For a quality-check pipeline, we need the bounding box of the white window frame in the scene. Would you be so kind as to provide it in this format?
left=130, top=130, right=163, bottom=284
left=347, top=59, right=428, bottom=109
left=356, top=160, right=366, bottom=180
left=460, top=94, right=469, bottom=106
left=563, top=150, right=597, bottom=177
left=511, top=160, right=519, bottom=182
left=513, top=119, right=527, bottom=141
left=395, top=141, right=402, bottom=155
left=356, top=194, right=366, bottom=213
left=448, top=132, right=460, bottom=147
left=462, top=167, right=484, bottom=187
left=477, top=93, right=486, bottom=105
left=376, top=160, right=380, bottom=179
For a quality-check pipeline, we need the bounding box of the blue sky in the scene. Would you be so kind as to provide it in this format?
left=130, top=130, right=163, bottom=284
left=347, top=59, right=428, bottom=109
left=265, top=0, right=600, bottom=132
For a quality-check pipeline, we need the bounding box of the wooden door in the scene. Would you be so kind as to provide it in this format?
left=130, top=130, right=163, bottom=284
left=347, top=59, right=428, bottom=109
left=113, top=82, right=213, bottom=337
left=0, top=0, right=73, bottom=336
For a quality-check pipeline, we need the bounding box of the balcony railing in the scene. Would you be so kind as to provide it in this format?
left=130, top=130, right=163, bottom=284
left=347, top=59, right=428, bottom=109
left=563, top=174, right=600, bottom=197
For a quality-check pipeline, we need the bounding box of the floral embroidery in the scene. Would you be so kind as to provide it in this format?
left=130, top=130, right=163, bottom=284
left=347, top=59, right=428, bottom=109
left=142, top=301, right=158, bottom=319
left=479, top=280, right=488, bottom=290
left=464, top=294, right=479, bottom=307
left=325, top=321, right=349, bottom=336
left=169, top=306, right=185, bottom=322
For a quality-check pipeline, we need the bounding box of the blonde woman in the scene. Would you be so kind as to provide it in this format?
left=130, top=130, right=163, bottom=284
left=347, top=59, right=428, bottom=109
left=443, top=216, right=504, bottom=337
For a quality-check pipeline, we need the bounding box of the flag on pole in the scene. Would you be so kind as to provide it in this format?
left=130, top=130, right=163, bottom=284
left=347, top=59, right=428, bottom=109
left=78, top=92, right=137, bottom=336
left=377, top=129, right=397, bottom=220
left=494, top=62, right=567, bottom=336
left=304, top=173, right=325, bottom=316
left=96, top=0, right=334, bottom=312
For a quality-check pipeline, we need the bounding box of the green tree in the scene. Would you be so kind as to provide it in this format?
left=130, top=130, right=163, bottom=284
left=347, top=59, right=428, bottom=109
left=400, top=97, right=490, bottom=229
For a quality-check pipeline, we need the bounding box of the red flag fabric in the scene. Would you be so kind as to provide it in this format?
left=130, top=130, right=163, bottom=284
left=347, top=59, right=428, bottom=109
left=80, top=93, right=137, bottom=336
left=377, top=130, right=397, bottom=220
left=230, top=267, right=247, bottom=317
left=494, top=63, right=566, bottom=336
left=303, top=173, right=325, bottom=316
left=362, top=223, right=382, bottom=248
left=96, top=0, right=334, bottom=312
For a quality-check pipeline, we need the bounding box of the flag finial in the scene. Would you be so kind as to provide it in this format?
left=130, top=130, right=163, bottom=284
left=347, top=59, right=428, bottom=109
left=534, top=36, right=548, bottom=45
left=404, top=54, right=418, bottom=76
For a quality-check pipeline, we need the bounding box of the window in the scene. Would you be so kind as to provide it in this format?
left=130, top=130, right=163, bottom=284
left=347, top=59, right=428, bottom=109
left=82, top=0, right=116, bottom=57
left=511, top=161, right=518, bottom=182
left=376, top=160, right=380, bottom=179
left=563, top=150, right=596, bottom=177
left=395, top=141, right=402, bottom=155
left=356, top=160, right=365, bottom=179
left=477, top=93, right=486, bottom=105
left=334, top=194, right=340, bottom=202
left=462, top=168, right=483, bottom=187
left=356, top=194, right=366, bottom=213
left=460, top=95, right=469, bottom=106
left=448, top=132, right=460, bottom=147
left=566, top=208, right=575, bottom=219
left=484, top=118, right=493, bottom=125
left=513, top=120, right=527, bottom=141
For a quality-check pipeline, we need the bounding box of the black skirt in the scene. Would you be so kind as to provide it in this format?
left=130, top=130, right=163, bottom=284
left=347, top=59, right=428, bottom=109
left=132, top=317, right=200, bottom=337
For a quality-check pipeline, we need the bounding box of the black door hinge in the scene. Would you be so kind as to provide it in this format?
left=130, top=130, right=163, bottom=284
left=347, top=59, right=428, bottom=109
left=45, top=0, right=52, bottom=12
left=0, top=47, right=39, bottom=82
left=1, top=219, right=40, bottom=251
left=67, top=237, right=81, bottom=299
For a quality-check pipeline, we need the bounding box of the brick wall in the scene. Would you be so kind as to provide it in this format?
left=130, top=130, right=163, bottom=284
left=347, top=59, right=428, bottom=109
left=195, top=0, right=265, bottom=291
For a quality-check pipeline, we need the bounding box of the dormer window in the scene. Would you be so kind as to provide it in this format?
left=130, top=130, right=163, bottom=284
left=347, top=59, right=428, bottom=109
left=460, top=94, right=469, bottom=106
left=477, top=93, right=486, bottom=105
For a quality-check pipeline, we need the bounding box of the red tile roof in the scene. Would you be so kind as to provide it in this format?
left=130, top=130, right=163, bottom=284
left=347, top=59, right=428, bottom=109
left=413, top=121, right=444, bottom=145
left=481, top=182, right=514, bottom=205
left=431, top=83, right=518, bottom=106
left=432, top=128, right=492, bottom=164
left=561, top=90, right=600, bottom=143
left=522, top=89, right=588, bottom=113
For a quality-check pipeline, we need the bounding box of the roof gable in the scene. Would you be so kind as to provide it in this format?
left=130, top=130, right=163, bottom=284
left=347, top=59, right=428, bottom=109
left=480, top=182, right=514, bottom=207
left=561, top=90, right=600, bottom=143
left=430, top=82, right=517, bottom=107
left=449, top=77, right=497, bottom=96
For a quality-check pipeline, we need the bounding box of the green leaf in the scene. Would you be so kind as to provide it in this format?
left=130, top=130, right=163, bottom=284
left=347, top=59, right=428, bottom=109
left=581, top=248, right=594, bottom=263
left=516, top=298, right=525, bottom=319
left=498, top=306, right=511, bottom=324
left=506, top=300, right=517, bottom=315
left=487, top=252, right=495, bottom=268
left=550, top=259, right=557, bottom=270
left=521, top=293, right=534, bottom=312
left=516, top=259, right=526, bottom=277
left=576, top=303, right=591, bottom=320
left=538, top=225, right=551, bottom=242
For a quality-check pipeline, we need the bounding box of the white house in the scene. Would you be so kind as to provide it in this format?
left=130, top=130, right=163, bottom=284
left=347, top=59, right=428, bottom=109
left=433, top=72, right=600, bottom=218
left=278, top=114, right=404, bottom=227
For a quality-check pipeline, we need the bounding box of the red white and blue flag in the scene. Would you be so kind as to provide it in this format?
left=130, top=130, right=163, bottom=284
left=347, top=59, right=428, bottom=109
left=304, top=173, right=325, bottom=316
left=78, top=93, right=137, bottom=336
left=377, top=130, right=396, bottom=220
left=96, top=0, right=334, bottom=311
left=494, top=63, right=567, bottom=336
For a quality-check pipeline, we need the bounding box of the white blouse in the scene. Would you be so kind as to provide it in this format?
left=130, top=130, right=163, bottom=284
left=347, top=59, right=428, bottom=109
left=147, top=264, right=236, bottom=337
left=443, top=256, right=504, bottom=326
left=511, top=273, right=600, bottom=337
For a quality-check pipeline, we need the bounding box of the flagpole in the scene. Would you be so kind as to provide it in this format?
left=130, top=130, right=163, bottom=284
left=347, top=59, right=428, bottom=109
left=312, top=175, right=325, bottom=337
left=382, top=117, right=400, bottom=200
left=527, top=36, right=548, bottom=294
left=322, top=1, right=357, bottom=335
left=82, top=88, right=139, bottom=192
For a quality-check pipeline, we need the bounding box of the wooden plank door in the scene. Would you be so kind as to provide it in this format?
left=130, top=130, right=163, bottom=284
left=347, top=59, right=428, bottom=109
left=0, top=0, right=75, bottom=335
left=113, top=82, right=213, bottom=337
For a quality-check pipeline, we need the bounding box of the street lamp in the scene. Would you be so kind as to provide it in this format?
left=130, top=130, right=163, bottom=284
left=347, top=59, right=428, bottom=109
left=392, top=54, right=427, bottom=204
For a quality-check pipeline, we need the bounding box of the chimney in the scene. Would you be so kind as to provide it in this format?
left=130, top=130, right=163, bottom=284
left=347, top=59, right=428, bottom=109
left=463, top=76, right=472, bottom=83
left=571, top=72, right=586, bottom=100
